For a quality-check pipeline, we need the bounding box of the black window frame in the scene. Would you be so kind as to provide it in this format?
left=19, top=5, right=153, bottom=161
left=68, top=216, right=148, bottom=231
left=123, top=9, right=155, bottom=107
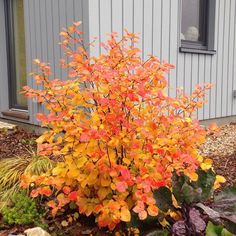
left=180, top=0, right=216, bottom=55
left=4, top=0, right=28, bottom=110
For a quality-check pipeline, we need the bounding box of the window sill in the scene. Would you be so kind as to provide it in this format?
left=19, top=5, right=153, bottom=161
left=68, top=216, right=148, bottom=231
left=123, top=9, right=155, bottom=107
left=179, top=47, right=216, bottom=55
left=1, top=110, right=29, bottom=120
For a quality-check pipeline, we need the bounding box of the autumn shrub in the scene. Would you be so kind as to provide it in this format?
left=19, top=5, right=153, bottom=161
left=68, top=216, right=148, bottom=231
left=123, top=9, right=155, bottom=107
left=20, top=22, right=223, bottom=230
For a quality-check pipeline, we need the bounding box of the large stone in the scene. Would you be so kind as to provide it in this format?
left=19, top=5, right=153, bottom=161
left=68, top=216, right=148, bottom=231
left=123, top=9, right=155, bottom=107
left=24, top=227, right=51, bottom=236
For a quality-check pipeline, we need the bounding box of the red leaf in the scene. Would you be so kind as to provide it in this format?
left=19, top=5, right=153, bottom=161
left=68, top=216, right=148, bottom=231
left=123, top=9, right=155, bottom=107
left=80, top=133, right=89, bottom=142
left=68, top=191, right=78, bottom=201
left=63, top=186, right=71, bottom=195
left=36, top=113, right=47, bottom=122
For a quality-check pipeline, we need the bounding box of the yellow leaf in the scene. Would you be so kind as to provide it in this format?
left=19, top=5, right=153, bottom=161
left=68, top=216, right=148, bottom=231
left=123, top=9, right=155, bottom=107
left=201, top=158, right=213, bottom=171
left=120, top=207, right=131, bottom=222
left=123, top=158, right=131, bottom=165
left=108, top=137, right=120, bottom=147
left=160, top=218, right=170, bottom=227
left=92, top=113, right=100, bottom=122
left=65, top=136, right=75, bottom=142
left=36, top=132, right=52, bottom=144
left=97, top=187, right=111, bottom=200
left=67, top=166, right=79, bottom=178
left=100, top=173, right=111, bottom=187
left=188, top=172, right=198, bottom=182
left=76, top=156, right=87, bottom=168
left=216, top=175, right=226, bottom=183
left=214, top=175, right=226, bottom=189
left=87, top=170, right=98, bottom=185
left=123, top=137, right=130, bottom=144
left=52, top=163, right=67, bottom=176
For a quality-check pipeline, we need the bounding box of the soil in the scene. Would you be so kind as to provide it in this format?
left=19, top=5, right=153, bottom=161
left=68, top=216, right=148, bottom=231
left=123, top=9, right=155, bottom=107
left=0, top=127, right=38, bottom=159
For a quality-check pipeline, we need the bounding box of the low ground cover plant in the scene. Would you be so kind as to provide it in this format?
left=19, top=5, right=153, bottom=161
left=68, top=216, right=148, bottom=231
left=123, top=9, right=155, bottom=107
left=1, top=191, right=47, bottom=229
left=16, top=22, right=233, bottom=234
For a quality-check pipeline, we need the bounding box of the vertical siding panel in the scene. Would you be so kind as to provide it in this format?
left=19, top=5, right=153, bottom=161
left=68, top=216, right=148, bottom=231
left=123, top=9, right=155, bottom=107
left=152, top=0, right=162, bottom=58
left=169, top=0, right=178, bottom=98
left=161, top=0, right=170, bottom=62
left=216, top=0, right=224, bottom=117
left=143, top=0, right=153, bottom=60
left=133, top=0, right=143, bottom=57
left=88, top=0, right=100, bottom=57
left=45, top=1, right=55, bottom=76
left=111, top=0, right=123, bottom=37
left=51, top=1, right=61, bottom=78
left=123, top=0, right=133, bottom=32
left=59, top=0, right=67, bottom=80
left=198, top=55, right=205, bottom=120
left=99, top=0, right=111, bottom=54
left=177, top=54, right=185, bottom=89
left=184, top=54, right=192, bottom=95
left=66, top=0, right=74, bottom=25
left=191, top=55, right=199, bottom=119
left=221, top=0, right=230, bottom=117
left=227, top=0, right=235, bottom=116
left=81, top=0, right=90, bottom=50
left=66, top=0, right=75, bottom=53
left=204, top=56, right=211, bottom=119
left=39, top=0, right=49, bottom=117
left=210, top=0, right=219, bottom=119
left=74, top=1, right=83, bottom=26
left=34, top=1, right=42, bottom=60
left=40, top=1, right=48, bottom=62
left=34, top=0, right=44, bottom=121
left=176, top=0, right=184, bottom=91
left=64, top=0, right=75, bottom=80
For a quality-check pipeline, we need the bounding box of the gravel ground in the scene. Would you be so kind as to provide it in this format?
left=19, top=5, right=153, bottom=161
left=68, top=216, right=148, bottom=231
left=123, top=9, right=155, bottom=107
left=200, top=123, right=236, bottom=187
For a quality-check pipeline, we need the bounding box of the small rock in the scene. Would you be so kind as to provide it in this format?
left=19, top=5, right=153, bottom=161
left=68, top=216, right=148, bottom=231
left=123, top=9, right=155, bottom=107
left=0, top=121, right=16, bottom=130
left=24, top=227, right=51, bottom=236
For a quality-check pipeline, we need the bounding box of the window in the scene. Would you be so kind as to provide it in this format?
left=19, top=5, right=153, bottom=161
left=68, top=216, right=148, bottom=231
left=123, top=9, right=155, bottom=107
left=180, top=0, right=216, bottom=54
left=5, top=0, right=27, bottom=109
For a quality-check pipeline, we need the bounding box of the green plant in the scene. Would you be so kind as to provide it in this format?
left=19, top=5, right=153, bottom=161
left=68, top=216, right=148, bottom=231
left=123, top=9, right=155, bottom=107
left=0, top=151, right=54, bottom=209
left=206, top=221, right=233, bottom=236
left=1, top=191, right=47, bottom=229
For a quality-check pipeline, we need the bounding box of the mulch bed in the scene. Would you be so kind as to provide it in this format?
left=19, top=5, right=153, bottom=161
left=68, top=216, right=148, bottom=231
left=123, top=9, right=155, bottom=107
left=0, top=127, right=38, bottom=159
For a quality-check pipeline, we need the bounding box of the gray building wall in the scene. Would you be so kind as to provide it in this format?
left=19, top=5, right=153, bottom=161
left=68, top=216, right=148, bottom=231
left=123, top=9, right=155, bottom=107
left=88, top=0, right=236, bottom=121
left=0, top=0, right=236, bottom=124
left=23, top=0, right=89, bottom=124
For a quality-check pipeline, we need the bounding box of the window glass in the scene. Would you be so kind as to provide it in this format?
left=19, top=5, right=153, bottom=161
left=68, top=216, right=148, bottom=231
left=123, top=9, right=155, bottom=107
left=181, top=0, right=206, bottom=43
left=11, top=0, right=27, bottom=108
